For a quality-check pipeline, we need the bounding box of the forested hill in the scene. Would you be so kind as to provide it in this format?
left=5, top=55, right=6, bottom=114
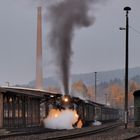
left=25, top=67, right=140, bottom=88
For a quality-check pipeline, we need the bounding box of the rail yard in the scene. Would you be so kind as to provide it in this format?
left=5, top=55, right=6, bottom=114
left=0, top=0, right=140, bottom=140
left=0, top=122, right=140, bottom=140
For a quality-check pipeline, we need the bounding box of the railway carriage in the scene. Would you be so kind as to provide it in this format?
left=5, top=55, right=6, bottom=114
left=75, top=98, right=119, bottom=126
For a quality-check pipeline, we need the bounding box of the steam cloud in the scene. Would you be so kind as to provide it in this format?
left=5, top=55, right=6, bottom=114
left=43, top=109, right=79, bottom=129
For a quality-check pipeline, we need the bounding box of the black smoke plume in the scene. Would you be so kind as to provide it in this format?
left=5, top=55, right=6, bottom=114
left=48, top=0, right=98, bottom=95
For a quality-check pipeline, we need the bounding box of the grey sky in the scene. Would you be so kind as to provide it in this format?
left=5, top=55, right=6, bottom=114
left=0, top=0, right=140, bottom=86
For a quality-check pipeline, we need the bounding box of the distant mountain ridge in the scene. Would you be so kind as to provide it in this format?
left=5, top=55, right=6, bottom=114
left=27, top=66, right=140, bottom=88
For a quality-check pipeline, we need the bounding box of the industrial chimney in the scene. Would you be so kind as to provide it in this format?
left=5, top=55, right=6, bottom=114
left=36, top=7, right=43, bottom=89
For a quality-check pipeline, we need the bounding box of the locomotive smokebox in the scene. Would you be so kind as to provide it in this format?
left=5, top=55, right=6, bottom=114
left=62, top=95, right=71, bottom=103
left=60, top=95, right=75, bottom=110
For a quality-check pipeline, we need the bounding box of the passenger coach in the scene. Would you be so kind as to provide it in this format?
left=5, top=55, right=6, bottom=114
left=75, top=99, right=119, bottom=126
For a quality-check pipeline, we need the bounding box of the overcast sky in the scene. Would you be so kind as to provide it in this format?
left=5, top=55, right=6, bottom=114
left=0, top=0, right=140, bottom=86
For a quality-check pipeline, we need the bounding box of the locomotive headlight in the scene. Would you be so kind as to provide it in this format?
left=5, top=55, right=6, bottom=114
left=62, top=95, right=70, bottom=103
left=64, top=97, right=69, bottom=102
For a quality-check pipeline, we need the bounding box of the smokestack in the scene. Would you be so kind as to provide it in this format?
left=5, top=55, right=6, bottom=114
left=36, top=7, right=43, bottom=89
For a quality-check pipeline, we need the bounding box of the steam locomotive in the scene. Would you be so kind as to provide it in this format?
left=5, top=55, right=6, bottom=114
left=42, top=94, right=120, bottom=127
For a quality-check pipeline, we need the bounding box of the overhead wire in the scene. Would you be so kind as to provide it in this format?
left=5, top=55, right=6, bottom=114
left=129, top=25, right=140, bottom=35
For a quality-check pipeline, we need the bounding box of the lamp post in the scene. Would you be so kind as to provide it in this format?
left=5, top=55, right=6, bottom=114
left=94, top=72, right=97, bottom=102
left=124, top=6, right=131, bottom=129
left=105, top=93, right=108, bottom=105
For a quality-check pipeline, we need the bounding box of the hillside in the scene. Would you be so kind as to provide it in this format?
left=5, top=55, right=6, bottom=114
left=27, top=66, right=140, bottom=88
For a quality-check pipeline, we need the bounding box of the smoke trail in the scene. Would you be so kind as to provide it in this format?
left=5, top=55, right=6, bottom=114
left=29, top=0, right=106, bottom=94
left=47, top=0, right=97, bottom=95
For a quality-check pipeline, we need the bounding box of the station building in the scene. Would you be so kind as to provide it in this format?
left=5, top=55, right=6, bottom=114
left=0, top=87, right=46, bottom=128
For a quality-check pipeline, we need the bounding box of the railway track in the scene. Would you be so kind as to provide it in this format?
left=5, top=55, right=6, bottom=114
left=0, top=122, right=123, bottom=140
left=42, top=122, right=123, bottom=140
left=0, top=127, right=61, bottom=139
left=124, top=133, right=140, bottom=140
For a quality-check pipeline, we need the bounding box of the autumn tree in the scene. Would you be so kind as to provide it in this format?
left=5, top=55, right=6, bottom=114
left=71, top=80, right=89, bottom=100
left=87, top=85, right=95, bottom=101
left=107, top=84, right=124, bottom=109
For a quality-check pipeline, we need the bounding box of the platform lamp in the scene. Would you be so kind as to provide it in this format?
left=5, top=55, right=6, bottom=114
left=120, top=6, right=131, bottom=129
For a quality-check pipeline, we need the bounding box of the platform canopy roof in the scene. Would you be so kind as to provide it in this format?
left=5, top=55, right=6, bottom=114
left=0, top=86, right=62, bottom=98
